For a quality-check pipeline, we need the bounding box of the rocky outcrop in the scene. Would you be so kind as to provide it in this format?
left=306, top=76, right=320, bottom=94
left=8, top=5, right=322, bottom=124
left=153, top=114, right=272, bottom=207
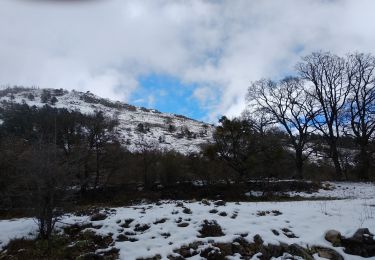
left=342, top=228, right=375, bottom=257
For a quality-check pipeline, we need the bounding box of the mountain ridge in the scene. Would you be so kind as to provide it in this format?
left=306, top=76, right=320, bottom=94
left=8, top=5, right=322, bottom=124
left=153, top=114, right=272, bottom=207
left=0, top=86, right=214, bottom=154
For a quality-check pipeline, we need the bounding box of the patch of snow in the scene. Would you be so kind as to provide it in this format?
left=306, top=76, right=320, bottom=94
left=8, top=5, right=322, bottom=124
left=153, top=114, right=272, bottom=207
left=287, top=181, right=375, bottom=199
left=1, top=196, right=375, bottom=259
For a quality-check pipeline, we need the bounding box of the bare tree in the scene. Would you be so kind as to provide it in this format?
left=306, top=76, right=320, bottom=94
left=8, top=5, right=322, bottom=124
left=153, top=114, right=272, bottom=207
left=297, top=52, right=352, bottom=179
left=21, top=144, right=68, bottom=241
left=346, top=53, right=375, bottom=179
left=241, top=107, right=274, bottom=136
left=248, top=77, right=317, bottom=178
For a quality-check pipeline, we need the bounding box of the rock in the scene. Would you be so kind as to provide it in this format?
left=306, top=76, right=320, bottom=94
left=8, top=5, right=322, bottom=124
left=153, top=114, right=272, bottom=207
left=90, top=213, right=107, bottom=221
left=201, top=199, right=211, bottom=206
left=325, top=230, right=342, bottom=246
left=173, top=241, right=202, bottom=258
left=313, top=246, right=344, bottom=260
left=260, top=244, right=284, bottom=259
left=215, top=243, right=233, bottom=255
left=253, top=234, right=263, bottom=245
left=182, top=207, right=192, bottom=214
left=287, top=244, right=313, bottom=260
left=200, top=246, right=225, bottom=260
left=134, top=224, right=150, bottom=232
left=342, top=228, right=375, bottom=257
left=218, top=211, right=227, bottom=216
left=214, top=200, right=226, bottom=206
left=177, top=222, right=189, bottom=227
left=352, top=228, right=374, bottom=242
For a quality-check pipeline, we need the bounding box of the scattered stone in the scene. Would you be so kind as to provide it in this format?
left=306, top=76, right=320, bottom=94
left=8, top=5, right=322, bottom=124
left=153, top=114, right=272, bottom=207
left=214, top=200, right=226, bottom=206
left=287, top=243, right=313, bottom=260
left=160, top=232, right=171, bottom=238
left=177, top=222, right=189, bottom=227
left=215, top=243, right=233, bottom=255
left=134, top=224, right=150, bottom=232
left=201, top=199, right=211, bottom=206
left=120, top=218, right=134, bottom=228
left=182, top=207, right=192, bottom=214
left=173, top=241, right=203, bottom=258
left=342, top=228, right=375, bottom=257
left=257, top=210, right=282, bottom=217
left=253, top=234, right=263, bottom=245
left=116, top=234, right=129, bottom=242
left=90, top=213, right=107, bottom=221
left=175, top=202, right=184, bottom=207
left=282, top=228, right=298, bottom=238
left=137, top=254, right=161, bottom=260
left=209, top=209, right=218, bottom=214
left=325, top=230, right=341, bottom=246
left=272, top=229, right=280, bottom=236
left=153, top=218, right=167, bottom=225
left=313, top=246, right=344, bottom=260
left=219, top=211, right=227, bottom=217
left=200, top=245, right=225, bottom=260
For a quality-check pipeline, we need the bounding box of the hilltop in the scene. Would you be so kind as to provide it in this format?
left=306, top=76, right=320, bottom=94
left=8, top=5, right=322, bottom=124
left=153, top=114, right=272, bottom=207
left=0, top=87, right=214, bottom=154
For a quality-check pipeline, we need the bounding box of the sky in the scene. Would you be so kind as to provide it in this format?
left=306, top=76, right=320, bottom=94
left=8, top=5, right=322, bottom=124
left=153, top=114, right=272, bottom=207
left=0, top=0, right=375, bottom=122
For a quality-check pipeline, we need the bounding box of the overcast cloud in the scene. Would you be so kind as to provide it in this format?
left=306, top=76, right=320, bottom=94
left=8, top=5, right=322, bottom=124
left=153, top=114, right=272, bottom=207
left=1, top=0, right=374, bottom=121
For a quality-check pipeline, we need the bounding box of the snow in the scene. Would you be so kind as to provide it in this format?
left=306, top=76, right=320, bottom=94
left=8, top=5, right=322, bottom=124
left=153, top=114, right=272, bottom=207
left=287, top=181, right=375, bottom=199
left=1, top=183, right=375, bottom=259
left=0, top=88, right=214, bottom=155
left=0, top=218, right=36, bottom=247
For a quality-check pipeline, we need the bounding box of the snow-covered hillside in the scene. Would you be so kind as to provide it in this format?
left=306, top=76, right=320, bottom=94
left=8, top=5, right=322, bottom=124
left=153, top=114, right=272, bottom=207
left=0, top=87, right=214, bottom=154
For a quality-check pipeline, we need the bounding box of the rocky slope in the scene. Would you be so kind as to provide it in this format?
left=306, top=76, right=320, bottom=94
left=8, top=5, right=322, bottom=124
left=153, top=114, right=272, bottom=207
left=0, top=87, right=214, bottom=154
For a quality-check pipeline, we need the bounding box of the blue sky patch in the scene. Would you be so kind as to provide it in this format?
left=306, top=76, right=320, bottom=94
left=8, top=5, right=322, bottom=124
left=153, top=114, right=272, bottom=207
left=130, top=74, right=208, bottom=121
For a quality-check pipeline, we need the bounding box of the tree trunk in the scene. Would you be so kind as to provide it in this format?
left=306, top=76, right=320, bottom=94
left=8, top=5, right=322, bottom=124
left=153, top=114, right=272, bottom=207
left=80, top=162, right=89, bottom=195
left=330, top=144, right=342, bottom=180
left=358, top=146, right=370, bottom=181
left=295, top=148, right=304, bottom=179
left=94, top=149, right=100, bottom=189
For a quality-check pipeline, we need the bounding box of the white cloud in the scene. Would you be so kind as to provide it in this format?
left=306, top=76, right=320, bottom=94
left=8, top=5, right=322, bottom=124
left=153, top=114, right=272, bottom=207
left=1, top=0, right=375, bottom=122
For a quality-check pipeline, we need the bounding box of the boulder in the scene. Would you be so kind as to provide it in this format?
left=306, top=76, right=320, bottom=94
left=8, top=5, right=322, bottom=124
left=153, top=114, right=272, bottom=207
left=342, top=228, right=375, bottom=257
left=214, top=200, right=226, bottom=206
left=287, top=244, right=313, bottom=260
left=325, top=230, right=342, bottom=246
left=313, top=246, right=344, bottom=260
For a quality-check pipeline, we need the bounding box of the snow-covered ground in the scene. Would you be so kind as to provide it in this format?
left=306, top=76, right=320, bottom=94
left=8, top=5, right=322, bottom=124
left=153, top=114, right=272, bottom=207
left=1, top=182, right=375, bottom=259
left=287, top=181, right=375, bottom=199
